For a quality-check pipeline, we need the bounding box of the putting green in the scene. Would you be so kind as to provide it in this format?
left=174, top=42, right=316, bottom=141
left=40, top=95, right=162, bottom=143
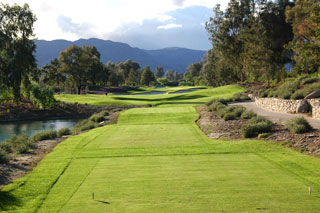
left=1, top=86, right=320, bottom=212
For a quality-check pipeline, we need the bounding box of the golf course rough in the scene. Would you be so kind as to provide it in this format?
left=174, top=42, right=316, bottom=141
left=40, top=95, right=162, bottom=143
left=1, top=85, right=320, bottom=212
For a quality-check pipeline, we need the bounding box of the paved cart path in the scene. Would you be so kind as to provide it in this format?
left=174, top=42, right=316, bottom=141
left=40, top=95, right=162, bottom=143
left=231, top=101, right=320, bottom=129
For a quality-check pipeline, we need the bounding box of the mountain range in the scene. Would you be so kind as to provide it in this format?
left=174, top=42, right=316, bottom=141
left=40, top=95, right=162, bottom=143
left=34, top=38, right=207, bottom=73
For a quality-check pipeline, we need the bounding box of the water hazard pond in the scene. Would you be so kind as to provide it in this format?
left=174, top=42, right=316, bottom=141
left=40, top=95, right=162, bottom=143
left=0, top=118, right=82, bottom=142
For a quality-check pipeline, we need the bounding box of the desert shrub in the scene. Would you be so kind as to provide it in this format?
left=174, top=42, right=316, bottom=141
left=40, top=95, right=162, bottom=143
left=223, top=112, right=237, bottom=121
left=219, top=98, right=233, bottom=104
left=5, top=135, right=32, bottom=153
left=0, top=148, right=9, bottom=164
left=217, top=107, right=227, bottom=118
left=216, top=105, right=246, bottom=119
left=232, top=94, right=250, bottom=102
left=233, top=106, right=246, bottom=117
left=241, top=110, right=257, bottom=119
left=260, top=90, right=268, bottom=98
left=267, top=88, right=277, bottom=97
left=249, top=116, right=273, bottom=125
left=291, top=91, right=305, bottom=100
left=58, top=128, right=71, bottom=137
left=285, top=117, right=312, bottom=134
left=242, top=116, right=273, bottom=138
left=205, top=99, right=215, bottom=106
left=209, top=101, right=226, bottom=112
left=300, top=77, right=319, bottom=85
left=291, top=82, right=320, bottom=100
left=30, top=130, right=57, bottom=142
left=272, top=79, right=300, bottom=99
left=232, top=94, right=242, bottom=102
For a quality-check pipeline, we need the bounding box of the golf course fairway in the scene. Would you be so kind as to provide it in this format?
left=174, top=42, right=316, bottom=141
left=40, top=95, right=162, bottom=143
left=1, top=86, right=320, bottom=212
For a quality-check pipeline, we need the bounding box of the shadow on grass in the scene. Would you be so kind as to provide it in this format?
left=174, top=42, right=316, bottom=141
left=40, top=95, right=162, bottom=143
left=154, top=102, right=204, bottom=106
left=96, top=200, right=110, bottom=205
left=113, top=95, right=207, bottom=102
left=0, top=191, right=22, bottom=211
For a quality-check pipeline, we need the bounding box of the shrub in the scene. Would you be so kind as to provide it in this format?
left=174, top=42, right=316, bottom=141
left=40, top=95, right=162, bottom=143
left=0, top=148, right=9, bottom=164
left=217, top=108, right=227, bottom=118
left=232, top=94, right=242, bottom=102
left=5, top=135, right=32, bottom=154
left=291, top=91, right=305, bottom=100
left=72, top=119, right=98, bottom=133
left=241, top=110, right=257, bottom=119
left=30, top=130, right=57, bottom=142
left=223, top=112, right=237, bottom=121
left=240, top=95, right=251, bottom=101
left=209, top=101, right=226, bottom=112
left=285, top=117, right=312, bottom=134
left=300, top=77, right=319, bottom=85
left=232, top=94, right=251, bottom=102
left=291, top=82, right=320, bottom=99
left=233, top=106, right=246, bottom=117
left=29, top=84, right=56, bottom=109
left=205, top=99, right=216, bottom=106
left=58, top=128, right=71, bottom=137
left=242, top=116, right=273, bottom=138
left=219, top=98, right=233, bottom=104
left=89, top=110, right=109, bottom=123
left=273, top=80, right=300, bottom=99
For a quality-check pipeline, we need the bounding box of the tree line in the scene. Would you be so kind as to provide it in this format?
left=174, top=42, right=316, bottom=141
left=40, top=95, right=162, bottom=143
left=184, top=0, right=320, bottom=87
left=42, top=45, right=183, bottom=94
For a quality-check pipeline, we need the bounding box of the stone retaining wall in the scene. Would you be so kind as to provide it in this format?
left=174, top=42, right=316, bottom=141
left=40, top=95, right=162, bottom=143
left=249, top=95, right=320, bottom=119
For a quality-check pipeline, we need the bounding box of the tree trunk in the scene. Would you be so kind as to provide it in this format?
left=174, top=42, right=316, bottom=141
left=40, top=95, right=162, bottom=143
left=77, top=85, right=82, bottom=94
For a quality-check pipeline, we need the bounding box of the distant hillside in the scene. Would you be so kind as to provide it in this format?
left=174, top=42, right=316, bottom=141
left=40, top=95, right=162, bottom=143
left=34, top=38, right=206, bottom=73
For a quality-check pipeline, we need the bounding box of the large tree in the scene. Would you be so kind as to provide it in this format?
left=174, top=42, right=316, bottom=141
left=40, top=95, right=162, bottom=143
left=155, top=66, right=164, bottom=78
left=286, top=0, right=320, bottom=75
left=0, top=3, right=37, bottom=101
left=204, top=0, right=293, bottom=86
left=184, top=63, right=202, bottom=84
left=140, top=66, right=155, bottom=86
left=58, top=45, right=103, bottom=94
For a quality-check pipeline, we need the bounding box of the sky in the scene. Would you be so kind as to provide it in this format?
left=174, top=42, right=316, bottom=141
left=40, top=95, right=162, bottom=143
left=3, top=0, right=228, bottom=50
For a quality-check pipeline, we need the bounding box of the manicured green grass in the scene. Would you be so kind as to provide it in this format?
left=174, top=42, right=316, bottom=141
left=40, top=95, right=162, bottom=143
left=55, top=85, right=245, bottom=107
left=1, top=85, right=320, bottom=212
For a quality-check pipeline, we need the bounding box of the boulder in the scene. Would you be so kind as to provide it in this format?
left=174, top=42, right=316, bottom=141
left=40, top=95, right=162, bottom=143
left=305, top=89, right=320, bottom=99
left=296, top=99, right=311, bottom=113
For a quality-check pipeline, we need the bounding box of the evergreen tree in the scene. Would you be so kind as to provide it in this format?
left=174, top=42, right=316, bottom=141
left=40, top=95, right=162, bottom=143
left=155, top=66, right=164, bottom=78
left=140, top=66, right=155, bottom=86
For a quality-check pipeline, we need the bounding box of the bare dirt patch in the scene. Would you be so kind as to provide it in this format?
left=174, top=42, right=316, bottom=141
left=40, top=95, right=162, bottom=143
left=196, top=105, right=320, bottom=157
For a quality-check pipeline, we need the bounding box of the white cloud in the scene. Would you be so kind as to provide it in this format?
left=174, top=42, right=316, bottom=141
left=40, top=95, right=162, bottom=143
left=157, top=15, right=175, bottom=22
left=0, top=0, right=227, bottom=42
left=172, top=0, right=186, bottom=6
left=157, top=24, right=182, bottom=30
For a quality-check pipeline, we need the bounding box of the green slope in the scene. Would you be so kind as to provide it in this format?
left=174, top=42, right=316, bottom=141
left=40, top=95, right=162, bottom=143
left=1, top=86, right=320, bottom=212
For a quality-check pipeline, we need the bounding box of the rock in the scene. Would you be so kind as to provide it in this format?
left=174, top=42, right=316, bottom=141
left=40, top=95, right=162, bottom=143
left=208, top=133, right=226, bottom=139
left=248, top=94, right=256, bottom=100
left=305, top=89, right=320, bottom=99
left=296, top=99, right=311, bottom=113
